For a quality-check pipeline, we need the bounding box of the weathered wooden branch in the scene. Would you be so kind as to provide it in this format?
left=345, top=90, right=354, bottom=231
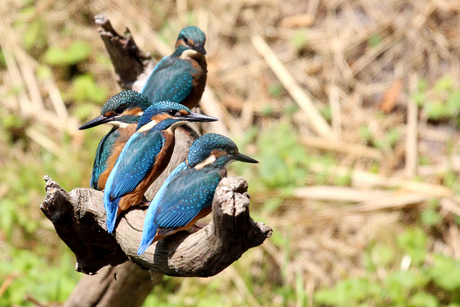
left=41, top=173, right=271, bottom=276
left=95, top=14, right=152, bottom=90
left=63, top=262, right=161, bottom=307
left=42, top=128, right=272, bottom=276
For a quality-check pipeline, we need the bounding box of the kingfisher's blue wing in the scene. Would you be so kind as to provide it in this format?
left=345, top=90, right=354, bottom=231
left=140, top=56, right=194, bottom=104
left=90, top=127, right=118, bottom=189
left=153, top=168, right=222, bottom=229
left=137, top=162, right=188, bottom=255
left=107, top=130, right=164, bottom=200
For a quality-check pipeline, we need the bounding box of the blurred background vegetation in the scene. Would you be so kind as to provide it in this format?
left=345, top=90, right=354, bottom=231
left=1, top=0, right=460, bottom=306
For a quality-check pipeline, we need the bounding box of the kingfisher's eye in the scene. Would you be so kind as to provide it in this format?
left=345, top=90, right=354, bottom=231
left=168, top=110, right=177, bottom=116
left=115, top=106, right=125, bottom=114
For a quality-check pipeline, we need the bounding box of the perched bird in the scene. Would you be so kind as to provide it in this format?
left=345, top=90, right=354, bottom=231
left=140, top=26, right=207, bottom=110
left=137, top=133, right=258, bottom=255
left=81, top=26, right=207, bottom=190
left=104, top=102, right=218, bottom=234
left=79, top=90, right=152, bottom=190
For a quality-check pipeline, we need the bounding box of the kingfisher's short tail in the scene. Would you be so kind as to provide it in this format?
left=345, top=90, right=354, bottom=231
left=105, top=197, right=120, bottom=234
left=137, top=222, right=158, bottom=255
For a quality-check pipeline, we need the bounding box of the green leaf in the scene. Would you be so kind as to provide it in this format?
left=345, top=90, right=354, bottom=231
left=418, top=79, right=428, bottom=92
left=446, top=90, right=460, bottom=115
left=421, top=209, right=442, bottom=227
left=385, top=128, right=400, bottom=147
left=384, top=271, right=429, bottom=303
left=434, top=76, right=453, bottom=95
left=256, top=123, right=311, bottom=188
left=269, top=228, right=286, bottom=248
left=335, top=173, right=351, bottom=186
left=71, top=74, right=108, bottom=104
left=424, top=101, right=449, bottom=120
left=261, top=105, right=274, bottom=116
left=314, top=277, right=375, bottom=306
left=359, top=126, right=373, bottom=142
left=412, top=91, right=426, bottom=106
left=428, top=254, right=460, bottom=291
left=292, top=30, right=308, bottom=49
left=321, top=105, right=332, bottom=121
left=368, top=33, right=382, bottom=47
left=373, top=244, right=395, bottom=267
left=284, top=102, right=300, bottom=115
left=0, top=199, right=15, bottom=238
left=397, top=228, right=427, bottom=266
left=295, top=271, right=307, bottom=307
left=23, top=18, right=47, bottom=50
left=74, top=104, right=98, bottom=121
left=44, top=41, right=92, bottom=66
left=409, top=292, right=439, bottom=307
left=264, top=198, right=283, bottom=213
left=268, top=83, right=284, bottom=97
left=36, top=65, right=52, bottom=80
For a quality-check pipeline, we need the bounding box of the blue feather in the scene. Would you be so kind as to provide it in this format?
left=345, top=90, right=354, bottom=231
left=154, top=168, right=221, bottom=229
left=108, top=131, right=164, bottom=200
left=137, top=164, right=221, bottom=254
left=137, top=220, right=158, bottom=255
left=90, top=128, right=119, bottom=189
left=103, top=130, right=164, bottom=233
left=104, top=158, right=121, bottom=233
left=138, top=162, right=187, bottom=255
left=140, top=56, right=195, bottom=105
left=104, top=194, right=119, bottom=234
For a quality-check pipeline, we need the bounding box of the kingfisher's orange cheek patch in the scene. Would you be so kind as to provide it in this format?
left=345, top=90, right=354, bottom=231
left=179, top=109, right=189, bottom=116
left=211, top=149, right=226, bottom=159
left=123, top=107, right=143, bottom=116
left=154, top=113, right=170, bottom=122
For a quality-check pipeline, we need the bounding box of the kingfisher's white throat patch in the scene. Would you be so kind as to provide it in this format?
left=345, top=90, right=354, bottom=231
left=194, top=154, right=217, bottom=170
left=137, top=119, right=158, bottom=132
left=109, top=121, right=130, bottom=128
left=180, top=49, right=203, bottom=60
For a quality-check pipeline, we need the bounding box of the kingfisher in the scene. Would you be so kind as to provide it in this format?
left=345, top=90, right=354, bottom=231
left=79, top=90, right=152, bottom=190
left=104, top=102, right=217, bottom=234
left=137, top=133, right=258, bottom=255
left=140, top=26, right=207, bottom=110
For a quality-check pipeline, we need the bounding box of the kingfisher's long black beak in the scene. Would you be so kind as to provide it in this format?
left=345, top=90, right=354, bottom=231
left=177, top=112, right=217, bottom=123
left=231, top=153, right=259, bottom=164
left=79, top=115, right=113, bottom=130
left=194, top=44, right=207, bottom=55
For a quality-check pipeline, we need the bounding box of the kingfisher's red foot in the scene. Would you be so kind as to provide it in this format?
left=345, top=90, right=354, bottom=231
left=190, top=224, right=203, bottom=233
left=139, top=196, right=150, bottom=208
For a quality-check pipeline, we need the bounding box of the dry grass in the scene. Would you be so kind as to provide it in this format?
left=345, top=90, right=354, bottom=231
left=2, top=0, right=460, bottom=305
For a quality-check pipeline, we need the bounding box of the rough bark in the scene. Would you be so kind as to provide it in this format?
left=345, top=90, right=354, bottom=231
left=47, top=14, right=271, bottom=307
left=95, top=14, right=152, bottom=90
left=63, top=262, right=160, bottom=307
left=42, top=172, right=271, bottom=275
